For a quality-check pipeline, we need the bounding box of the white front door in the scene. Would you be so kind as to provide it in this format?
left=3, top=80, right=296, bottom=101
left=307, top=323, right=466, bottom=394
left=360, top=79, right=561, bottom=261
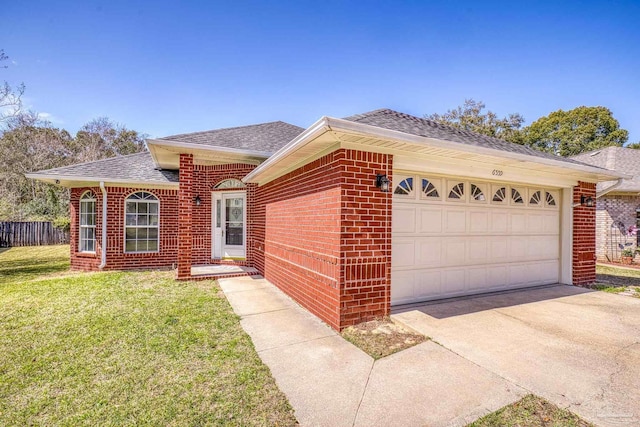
left=212, top=191, right=246, bottom=259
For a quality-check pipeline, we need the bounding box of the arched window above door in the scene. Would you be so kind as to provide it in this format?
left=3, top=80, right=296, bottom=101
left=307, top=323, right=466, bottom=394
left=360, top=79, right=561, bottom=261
left=215, top=179, right=245, bottom=189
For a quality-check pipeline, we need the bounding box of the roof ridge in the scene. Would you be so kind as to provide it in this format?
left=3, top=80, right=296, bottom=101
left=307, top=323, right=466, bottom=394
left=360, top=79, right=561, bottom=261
left=159, top=120, right=302, bottom=140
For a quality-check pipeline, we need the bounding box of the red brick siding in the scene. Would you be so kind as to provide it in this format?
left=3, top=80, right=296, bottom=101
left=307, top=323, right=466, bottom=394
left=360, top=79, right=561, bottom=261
left=254, top=152, right=343, bottom=329
left=69, top=186, right=179, bottom=271
left=191, top=163, right=257, bottom=265
left=573, top=181, right=596, bottom=285
left=177, top=154, right=193, bottom=279
left=254, top=148, right=393, bottom=330
left=338, top=150, right=392, bottom=328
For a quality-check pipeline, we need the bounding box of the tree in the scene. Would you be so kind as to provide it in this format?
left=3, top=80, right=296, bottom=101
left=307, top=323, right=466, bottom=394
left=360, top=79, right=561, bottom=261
left=625, top=142, right=640, bottom=150
left=426, top=99, right=525, bottom=143
left=522, top=106, right=629, bottom=157
left=0, top=49, right=25, bottom=123
left=71, top=117, right=146, bottom=163
left=0, top=113, right=147, bottom=220
left=0, top=112, right=73, bottom=220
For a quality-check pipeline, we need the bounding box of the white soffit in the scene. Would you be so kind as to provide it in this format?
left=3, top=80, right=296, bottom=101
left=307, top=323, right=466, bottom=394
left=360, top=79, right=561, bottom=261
left=243, top=116, right=628, bottom=186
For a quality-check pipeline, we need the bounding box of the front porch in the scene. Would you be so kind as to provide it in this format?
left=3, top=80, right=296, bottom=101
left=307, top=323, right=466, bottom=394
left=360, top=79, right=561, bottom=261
left=191, top=264, right=260, bottom=280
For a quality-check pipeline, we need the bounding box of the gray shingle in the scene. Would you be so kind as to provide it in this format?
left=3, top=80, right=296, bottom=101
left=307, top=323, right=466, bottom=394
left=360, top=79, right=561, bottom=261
left=159, top=121, right=305, bottom=153
left=344, top=109, right=588, bottom=166
left=29, top=152, right=179, bottom=183
left=571, top=146, right=640, bottom=192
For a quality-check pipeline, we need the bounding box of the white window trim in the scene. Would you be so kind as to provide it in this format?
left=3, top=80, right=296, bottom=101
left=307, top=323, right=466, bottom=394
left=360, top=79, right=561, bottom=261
left=123, top=191, right=160, bottom=254
left=446, top=180, right=466, bottom=202
left=79, top=191, right=97, bottom=253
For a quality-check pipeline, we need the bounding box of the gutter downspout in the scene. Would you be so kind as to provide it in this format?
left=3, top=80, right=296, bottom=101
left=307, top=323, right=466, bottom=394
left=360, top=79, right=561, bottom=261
left=596, top=178, right=624, bottom=198
left=99, top=181, right=107, bottom=270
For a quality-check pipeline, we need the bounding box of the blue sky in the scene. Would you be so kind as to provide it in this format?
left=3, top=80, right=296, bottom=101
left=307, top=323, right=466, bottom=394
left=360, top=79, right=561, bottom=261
left=2, top=0, right=640, bottom=142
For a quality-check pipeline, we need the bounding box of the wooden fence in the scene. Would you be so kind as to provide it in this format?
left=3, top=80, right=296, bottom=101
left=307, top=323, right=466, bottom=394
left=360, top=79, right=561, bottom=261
left=0, top=221, right=70, bottom=247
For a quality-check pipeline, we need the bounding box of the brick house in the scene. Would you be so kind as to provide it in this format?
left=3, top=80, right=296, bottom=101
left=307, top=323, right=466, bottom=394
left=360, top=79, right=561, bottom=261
left=571, top=146, right=638, bottom=262
left=28, top=109, right=624, bottom=330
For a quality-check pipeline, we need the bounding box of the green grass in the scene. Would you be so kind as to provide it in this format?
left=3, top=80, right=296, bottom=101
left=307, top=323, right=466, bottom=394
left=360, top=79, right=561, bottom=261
left=468, top=394, right=592, bottom=427
left=0, top=246, right=296, bottom=426
left=595, top=264, right=640, bottom=297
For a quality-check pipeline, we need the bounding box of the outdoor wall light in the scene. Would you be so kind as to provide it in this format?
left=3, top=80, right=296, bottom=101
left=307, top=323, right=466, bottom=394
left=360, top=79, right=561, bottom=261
left=580, top=195, right=594, bottom=207
left=376, top=174, right=390, bottom=192
left=194, top=195, right=202, bottom=206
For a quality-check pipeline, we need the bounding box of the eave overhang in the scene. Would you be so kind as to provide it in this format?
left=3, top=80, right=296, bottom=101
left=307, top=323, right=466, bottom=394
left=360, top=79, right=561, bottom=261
left=243, top=116, right=630, bottom=188
left=24, top=173, right=179, bottom=189
left=146, top=139, right=273, bottom=169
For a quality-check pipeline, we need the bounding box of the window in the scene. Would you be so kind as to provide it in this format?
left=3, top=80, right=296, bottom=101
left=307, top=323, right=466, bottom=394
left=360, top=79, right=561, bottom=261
left=511, top=188, right=524, bottom=204
left=470, top=184, right=486, bottom=202
left=215, top=179, right=245, bottom=189
left=492, top=187, right=507, bottom=203
left=448, top=182, right=464, bottom=200
left=530, top=190, right=542, bottom=206
left=79, top=191, right=96, bottom=252
left=394, top=177, right=414, bottom=195
left=421, top=178, right=439, bottom=199
left=125, top=191, right=159, bottom=253
left=545, top=191, right=556, bottom=207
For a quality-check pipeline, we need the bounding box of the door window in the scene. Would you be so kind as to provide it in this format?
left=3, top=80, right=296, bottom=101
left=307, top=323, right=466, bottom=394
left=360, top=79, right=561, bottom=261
left=225, top=197, right=243, bottom=246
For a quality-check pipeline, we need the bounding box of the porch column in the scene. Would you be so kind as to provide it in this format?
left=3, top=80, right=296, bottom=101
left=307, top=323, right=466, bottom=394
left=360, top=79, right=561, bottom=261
left=177, top=154, right=193, bottom=279
left=572, top=181, right=596, bottom=285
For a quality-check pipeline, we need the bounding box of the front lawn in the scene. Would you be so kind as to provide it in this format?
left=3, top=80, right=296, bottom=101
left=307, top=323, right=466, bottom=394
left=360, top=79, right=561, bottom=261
left=595, top=264, right=640, bottom=297
left=0, top=245, right=296, bottom=426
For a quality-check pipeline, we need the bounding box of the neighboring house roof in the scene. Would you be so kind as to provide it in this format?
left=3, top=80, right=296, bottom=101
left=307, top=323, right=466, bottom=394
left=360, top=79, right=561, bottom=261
left=25, top=152, right=179, bottom=188
left=344, top=109, right=587, bottom=166
left=158, top=121, right=305, bottom=153
left=571, top=146, right=640, bottom=193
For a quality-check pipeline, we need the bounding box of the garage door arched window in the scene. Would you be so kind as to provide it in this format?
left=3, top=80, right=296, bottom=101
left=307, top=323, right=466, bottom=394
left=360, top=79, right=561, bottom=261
left=124, top=191, right=159, bottom=253
left=530, top=190, right=542, bottom=206
left=492, top=187, right=507, bottom=203
left=545, top=191, right=557, bottom=207
left=421, top=178, right=439, bottom=199
left=394, top=177, right=414, bottom=196
left=79, top=191, right=96, bottom=253
left=470, top=184, right=486, bottom=202
left=511, top=188, right=524, bottom=204
left=448, top=182, right=464, bottom=200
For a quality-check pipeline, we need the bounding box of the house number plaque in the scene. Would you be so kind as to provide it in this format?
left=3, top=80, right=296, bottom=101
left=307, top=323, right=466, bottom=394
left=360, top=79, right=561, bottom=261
left=492, top=169, right=504, bottom=176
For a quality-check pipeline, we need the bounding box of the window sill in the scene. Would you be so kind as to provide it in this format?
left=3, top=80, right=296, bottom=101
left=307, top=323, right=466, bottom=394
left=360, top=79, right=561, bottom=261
left=76, top=252, right=97, bottom=258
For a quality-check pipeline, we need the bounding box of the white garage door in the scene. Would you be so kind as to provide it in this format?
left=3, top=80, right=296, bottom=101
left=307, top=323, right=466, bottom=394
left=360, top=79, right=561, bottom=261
left=391, top=174, right=560, bottom=305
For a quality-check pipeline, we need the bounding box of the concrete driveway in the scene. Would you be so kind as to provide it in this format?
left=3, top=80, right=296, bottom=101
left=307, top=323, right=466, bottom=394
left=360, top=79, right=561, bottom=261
left=393, top=285, right=640, bottom=427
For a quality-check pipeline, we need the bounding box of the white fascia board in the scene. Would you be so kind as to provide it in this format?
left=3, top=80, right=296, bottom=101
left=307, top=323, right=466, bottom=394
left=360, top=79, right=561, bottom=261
left=242, top=117, right=332, bottom=183
left=146, top=139, right=273, bottom=158
left=25, top=173, right=179, bottom=189
left=325, top=117, right=630, bottom=181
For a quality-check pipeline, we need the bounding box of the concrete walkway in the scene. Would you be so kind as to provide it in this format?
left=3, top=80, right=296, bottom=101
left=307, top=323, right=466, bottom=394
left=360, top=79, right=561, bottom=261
left=218, top=276, right=525, bottom=427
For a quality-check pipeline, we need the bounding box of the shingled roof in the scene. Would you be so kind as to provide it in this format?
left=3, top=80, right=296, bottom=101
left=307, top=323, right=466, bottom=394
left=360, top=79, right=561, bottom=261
left=158, top=121, right=305, bottom=153
left=571, top=146, right=640, bottom=192
left=343, top=109, right=588, bottom=166
left=27, top=152, right=179, bottom=185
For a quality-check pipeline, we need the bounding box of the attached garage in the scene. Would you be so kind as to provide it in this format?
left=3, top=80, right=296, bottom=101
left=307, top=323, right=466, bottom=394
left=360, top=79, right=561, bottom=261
left=391, top=174, right=561, bottom=305
left=239, top=108, right=626, bottom=328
